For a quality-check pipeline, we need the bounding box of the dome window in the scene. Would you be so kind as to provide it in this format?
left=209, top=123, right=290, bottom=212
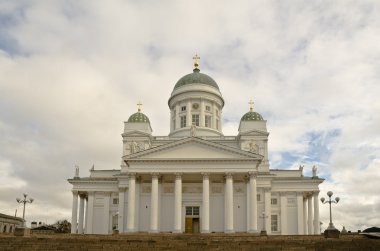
left=205, top=106, right=211, bottom=112
left=205, top=115, right=211, bottom=128
left=181, top=106, right=186, bottom=112
left=180, top=116, right=187, bottom=128
left=192, top=115, right=200, bottom=126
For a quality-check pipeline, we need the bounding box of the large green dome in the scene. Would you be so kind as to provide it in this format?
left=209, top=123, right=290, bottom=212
left=241, top=111, right=264, bottom=121
left=128, top=112, right=150, bottom=123
left=174, top=68, right=219, bottom=90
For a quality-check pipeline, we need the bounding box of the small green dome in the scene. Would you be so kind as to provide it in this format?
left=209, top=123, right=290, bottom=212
left=174, top=68, right=219, bottom=90
left=241, top=111, right=264, bottom=121
left=128, top=112, right=150, bottom=123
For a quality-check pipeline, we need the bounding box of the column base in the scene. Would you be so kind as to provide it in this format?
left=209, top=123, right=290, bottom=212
left=172, top=229, right=182, bottom=233
left=224, top=229, right=235, bottom=234
left=260, top=230, right=268, bottom=236
left=201, top=230, right=210, bottom=234
left=324, top=228, right=340, bottom=238
left=149, top=229, right=159, bottom=233
left=248, top=229, right=258, bottom=234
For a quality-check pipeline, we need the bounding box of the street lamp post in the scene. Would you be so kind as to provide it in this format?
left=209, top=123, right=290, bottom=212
left=16, top=193, right=34, bottom=227
left=320, top=191, right=340, bottom=238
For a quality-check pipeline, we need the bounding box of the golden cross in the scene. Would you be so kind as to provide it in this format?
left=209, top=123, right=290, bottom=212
left=193, top=53, right=200, bottom=69
left=137, top=101, right=142, bottom=112
left=248, top=99, right=254, bottom=112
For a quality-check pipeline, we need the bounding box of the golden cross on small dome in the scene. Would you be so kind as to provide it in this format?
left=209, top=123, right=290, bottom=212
left=193, top=53, right=200, bottom=69
left=137, top=101, right=142, bottom=112
left=248, top=99, right=254, bottom=112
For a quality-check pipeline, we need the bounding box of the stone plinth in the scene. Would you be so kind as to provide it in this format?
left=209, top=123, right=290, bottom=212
left=324, top=228, right=340, bottom=238
left=14, top=227, right=31, bottom=237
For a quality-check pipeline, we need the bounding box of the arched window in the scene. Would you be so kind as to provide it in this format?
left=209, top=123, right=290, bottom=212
left=3, top=225, right=7, bottom=233
left=9, top=226, right=13, bottom=233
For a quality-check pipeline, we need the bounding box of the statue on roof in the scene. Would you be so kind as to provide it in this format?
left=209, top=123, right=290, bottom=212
left=312, top=165, right=317, bottom=177
left=190, top=124, right=197, bottom=137
left=74, top=165, right=79, bottom=178
left=299, top=165, right=304, bottom=177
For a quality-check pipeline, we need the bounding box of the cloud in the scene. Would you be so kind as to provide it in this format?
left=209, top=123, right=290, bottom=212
left=0, top=0, right=379, bottom=230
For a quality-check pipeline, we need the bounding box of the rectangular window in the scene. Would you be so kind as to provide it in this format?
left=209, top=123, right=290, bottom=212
left=173, top=119, right=176, bottom=130
left=113, top=198, right=119, bottom=205
left=180, top=116, right=186, bottom=128
left=192, top=114, right=199, bottom=126
left=205, top=105, right=211, bottom=112
left=271, top=198, right=277, bottom=205
left=181, top=106, right=186, bottom=111
left=271, top=215, right=278, bottom=232
left=185, top=206, right=200, bottom=216
left=216, top=119, right=219, bottom=130
left=205, top=115, right=211, bottom=128
left=257, top=194, right=261, bottom=202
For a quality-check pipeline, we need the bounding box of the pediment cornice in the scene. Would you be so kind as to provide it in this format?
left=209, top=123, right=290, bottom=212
left=123, top=136, right=263, bottom=161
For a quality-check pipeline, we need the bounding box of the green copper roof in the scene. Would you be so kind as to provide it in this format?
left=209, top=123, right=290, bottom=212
left=128, top=112, right=150, bottom=123
left=174, top=68, right=219, bottom=90
left=241, top=111, right=264, bottom=121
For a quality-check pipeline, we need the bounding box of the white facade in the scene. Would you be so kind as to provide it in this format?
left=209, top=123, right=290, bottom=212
left=68, top=63, right=323, bottom=235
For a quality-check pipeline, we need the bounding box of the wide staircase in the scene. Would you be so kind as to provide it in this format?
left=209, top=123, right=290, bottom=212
left=0, top=233, right=379, bottom=250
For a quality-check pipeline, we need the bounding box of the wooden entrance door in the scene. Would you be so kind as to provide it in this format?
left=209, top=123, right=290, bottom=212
left=185, top=218, right=193, bottom=233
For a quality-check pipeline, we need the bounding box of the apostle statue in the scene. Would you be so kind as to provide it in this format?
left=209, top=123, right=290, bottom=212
left=312, top=165, right=317, bottom=177
left=74, top=165, right=79, bottom=178
left=190, top=124, right=196, bottom=137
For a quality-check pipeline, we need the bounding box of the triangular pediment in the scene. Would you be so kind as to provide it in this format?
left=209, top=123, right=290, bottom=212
left=124, top=137, right=262, bottom=161
left=238, top=129, right=269, bottom=137
left=122, top=130, right=152, bottom=137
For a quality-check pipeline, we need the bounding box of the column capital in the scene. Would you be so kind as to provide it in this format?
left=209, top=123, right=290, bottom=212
left=118, top=187, right=127, bottom=192
left=151, top=172, right=160, bottom=178
left=72, top=190, right=79, bottom=196
left=264, top=188, right=271, bottom=193
left=79, top=192, right=87, bottom=199
left=248, top=171, right=258, bottom=178
left=127, top=172, right=136, bottom=178
left=225, top=172, right=233, bottom=179
left=174, top=172, right=183, bottom=179
left=201, top=172, right=210, bottom=179
left=313, top=190, right=320, bottom=196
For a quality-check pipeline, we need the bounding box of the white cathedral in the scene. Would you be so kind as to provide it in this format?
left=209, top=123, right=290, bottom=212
left=68, top=57, right=323, bottom=235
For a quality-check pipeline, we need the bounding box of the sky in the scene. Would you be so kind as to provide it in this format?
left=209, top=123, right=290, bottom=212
left=0, top=0, right=379, bottom=232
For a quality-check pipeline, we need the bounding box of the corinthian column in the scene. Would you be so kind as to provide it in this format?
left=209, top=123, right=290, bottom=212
left=126, top=174, right=136, bottom=232
left=202, top=173, right=210, bottom=233
left=313, top=191, right=320, bottom=234
left=224, top=173, right=234, bottom=233
left=118, top=187, right=126, bottom=233
left=297, top=192, right=304, bottom=235
left=150, top=173, right=159, bottom=232
left=71, top=191, right=78, bottom=234
left=173, top=173, right=182, bottom=233
left=307, top=194, right=313, bottom=235
left=280, top=192, right=287, bottom=235
left=78, top=194, right=85, bottom=234
left=248, top=172, right=258, bottom=233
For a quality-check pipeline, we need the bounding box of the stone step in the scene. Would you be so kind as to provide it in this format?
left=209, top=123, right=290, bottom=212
left=0, top=233, right=379, bottom=251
